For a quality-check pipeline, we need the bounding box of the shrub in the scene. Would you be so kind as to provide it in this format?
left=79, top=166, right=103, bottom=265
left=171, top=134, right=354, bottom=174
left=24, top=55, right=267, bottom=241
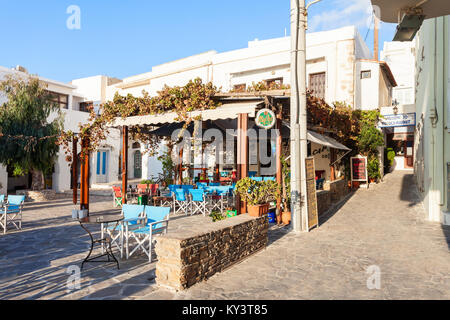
left=234, top=178, right=280, bottom=206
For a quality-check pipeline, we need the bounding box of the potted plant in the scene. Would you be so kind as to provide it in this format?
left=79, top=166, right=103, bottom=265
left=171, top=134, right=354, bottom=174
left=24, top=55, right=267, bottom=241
left=367, top=156, right=381, bottom=183
left=234, top=177, right=280, bottom=217
left=280, top=155, right=291, bottom=225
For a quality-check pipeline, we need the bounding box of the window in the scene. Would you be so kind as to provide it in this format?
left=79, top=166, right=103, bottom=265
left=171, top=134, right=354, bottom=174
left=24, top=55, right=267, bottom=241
left=79, top=102, right=92, bottom=113
left=48, top=91, right=69, bottom=109
left=233, top=84, right=246, bottom=92
left=132, top=142, right=141, bottom=149
left=265, top=78, right=283, bottom=90
left=308, top=72, right=326, bottom=99
left=361, top=70, right=371, bottom=79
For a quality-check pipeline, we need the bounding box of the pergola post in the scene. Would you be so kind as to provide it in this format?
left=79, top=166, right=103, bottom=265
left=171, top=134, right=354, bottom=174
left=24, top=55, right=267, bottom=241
left=80, top=137, right=90, bottom=212
left=276, top=114, right=282, bottom=212
left=122, top=126, right=128, bottom=204
left=72, top=137, right=78, bottom=205
left=236, top=113, right=248, bottom=214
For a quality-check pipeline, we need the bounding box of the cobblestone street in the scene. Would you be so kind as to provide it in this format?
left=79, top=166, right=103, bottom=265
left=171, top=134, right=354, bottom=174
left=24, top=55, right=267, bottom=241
left=0, top=171, right=449, bottom=300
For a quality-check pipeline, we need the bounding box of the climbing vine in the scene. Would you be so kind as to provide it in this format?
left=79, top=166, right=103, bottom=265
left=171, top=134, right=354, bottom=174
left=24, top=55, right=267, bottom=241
left=58, top=78, right=221, bottom=163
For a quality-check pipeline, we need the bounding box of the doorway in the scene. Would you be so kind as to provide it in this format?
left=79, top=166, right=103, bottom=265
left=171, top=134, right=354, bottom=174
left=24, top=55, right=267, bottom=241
left=96, top=150, right=109, bottom=183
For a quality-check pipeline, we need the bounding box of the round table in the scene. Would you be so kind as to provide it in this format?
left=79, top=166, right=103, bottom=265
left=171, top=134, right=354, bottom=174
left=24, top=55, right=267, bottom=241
left=79, top=215, right=123, bottom=270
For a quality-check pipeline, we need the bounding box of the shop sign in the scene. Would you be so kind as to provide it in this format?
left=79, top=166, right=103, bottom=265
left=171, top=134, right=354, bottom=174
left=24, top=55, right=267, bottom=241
left=351, top=156, right=368, bottom=182
left=378, top=113, right=416, bottom=128
left=305, top=157, right=319, bottom=231
left=255, top=108, right=276, bottom=129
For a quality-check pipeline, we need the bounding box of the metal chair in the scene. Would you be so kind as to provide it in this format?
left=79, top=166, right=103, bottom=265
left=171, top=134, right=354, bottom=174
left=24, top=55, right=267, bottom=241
left=1, top=195, right=25, bottom=234
left=125, top=206, right=171, bottom=262
left=189, top=189, right=209, bottom=216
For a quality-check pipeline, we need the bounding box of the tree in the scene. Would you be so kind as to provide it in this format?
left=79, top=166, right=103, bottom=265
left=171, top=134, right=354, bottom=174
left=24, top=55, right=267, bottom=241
left=0, top=76, right=63, bottom=190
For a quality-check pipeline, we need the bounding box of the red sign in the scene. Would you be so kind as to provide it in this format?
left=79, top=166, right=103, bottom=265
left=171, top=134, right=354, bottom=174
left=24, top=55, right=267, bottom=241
left=351, top=157, right=367, bottom=182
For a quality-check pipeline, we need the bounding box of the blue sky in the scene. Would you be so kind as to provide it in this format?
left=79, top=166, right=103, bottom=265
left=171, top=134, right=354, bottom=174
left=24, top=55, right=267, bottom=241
left=0, top=0, right=397, bottom=83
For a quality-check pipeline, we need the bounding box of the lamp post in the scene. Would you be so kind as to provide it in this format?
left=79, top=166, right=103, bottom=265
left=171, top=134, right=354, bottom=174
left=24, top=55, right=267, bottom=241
left=290, top=0, right=321, bottom=232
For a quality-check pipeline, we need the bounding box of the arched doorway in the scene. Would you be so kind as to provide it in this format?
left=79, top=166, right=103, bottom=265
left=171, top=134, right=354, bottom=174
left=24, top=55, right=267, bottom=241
left=134, top=150, right=142, bottom=179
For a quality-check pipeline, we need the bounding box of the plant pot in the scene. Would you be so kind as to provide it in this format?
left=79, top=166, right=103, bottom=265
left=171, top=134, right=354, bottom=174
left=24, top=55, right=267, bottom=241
left=247, top=203, right=270, bottom=217
left=281, top=211, right=291, bottom=225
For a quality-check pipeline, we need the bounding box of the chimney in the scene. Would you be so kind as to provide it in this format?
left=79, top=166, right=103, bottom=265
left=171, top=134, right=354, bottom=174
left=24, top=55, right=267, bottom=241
left=12, top=65, right=28, bottom=73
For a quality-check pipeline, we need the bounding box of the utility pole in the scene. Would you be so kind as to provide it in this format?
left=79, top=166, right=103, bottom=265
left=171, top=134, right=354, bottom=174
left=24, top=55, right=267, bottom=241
left=290, top=0, right=321, bottom=232
left=290, top=0, right=307, bottom=232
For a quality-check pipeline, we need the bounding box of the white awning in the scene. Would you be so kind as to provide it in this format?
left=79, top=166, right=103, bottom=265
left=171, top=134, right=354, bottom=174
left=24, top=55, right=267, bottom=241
left=110, top=102, right=262, bottom=127
left=370, top=0, right=450, bottom=23
left=307, top=130, right=351, bottom=151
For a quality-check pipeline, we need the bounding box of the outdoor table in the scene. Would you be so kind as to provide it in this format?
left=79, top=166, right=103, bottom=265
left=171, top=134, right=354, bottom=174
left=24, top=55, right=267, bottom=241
left=153, top=195, right=173, bottom=207
left=78, top=214, right=123, bottom=270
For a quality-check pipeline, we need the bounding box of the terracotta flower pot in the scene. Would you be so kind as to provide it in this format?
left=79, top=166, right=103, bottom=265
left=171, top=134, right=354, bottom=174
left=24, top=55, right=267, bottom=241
left=247, top=203, right=270, bottom=217
left=281, top=211, right=291, bottom=225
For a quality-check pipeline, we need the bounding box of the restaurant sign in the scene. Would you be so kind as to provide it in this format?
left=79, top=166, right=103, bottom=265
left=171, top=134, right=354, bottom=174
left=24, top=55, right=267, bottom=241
left=378, top=113, right=416, bottom=128
left=350, top=156, right=368, bottom=183
left=255, top=108, right=276, bottom=129
left=305, top=157, right=319, bottom=231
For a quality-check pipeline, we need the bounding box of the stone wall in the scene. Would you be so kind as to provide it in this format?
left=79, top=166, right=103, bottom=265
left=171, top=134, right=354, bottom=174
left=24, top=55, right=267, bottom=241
left=155, top=214, right=268, bottom=291
left=317, top=190, right=331, bottom=217
left=324, top=179, right=349, bottom=202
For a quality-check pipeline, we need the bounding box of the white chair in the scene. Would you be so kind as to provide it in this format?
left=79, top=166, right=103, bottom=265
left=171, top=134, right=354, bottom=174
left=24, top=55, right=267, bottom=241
left=189, top=189, right=209, bottom=216
left=0, top=195, right=25, bottom=234
left=125, top=206, right=171, bottom=262
left=172, top=189, right=189, bottom=215
left=102, top=204, right=144, bottom=258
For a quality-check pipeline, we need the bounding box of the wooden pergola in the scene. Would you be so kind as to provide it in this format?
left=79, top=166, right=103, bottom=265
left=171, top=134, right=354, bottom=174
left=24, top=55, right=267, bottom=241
left=74, top=91, right=290, bottom=215
left=74, top=90, right=350, bottom=216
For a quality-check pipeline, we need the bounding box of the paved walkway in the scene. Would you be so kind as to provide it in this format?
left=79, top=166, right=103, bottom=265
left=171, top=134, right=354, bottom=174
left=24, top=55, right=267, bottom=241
left=0, top=171, right=448, bottom=299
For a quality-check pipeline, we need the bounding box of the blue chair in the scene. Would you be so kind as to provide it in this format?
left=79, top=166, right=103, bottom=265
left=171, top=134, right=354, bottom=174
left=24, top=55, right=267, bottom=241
left=1, top=195, right=25, bottom=234
left=209, top=186, right=232, bottom=212
left=168, top=185, right=182, bottom=194
left=189, top=189, right=208, bottom=216
left=181, top=185, right=195, bottom=194
left=209, top=182, right=220, bottom=187
left=102, top=204, right=144, bottom=258
left=173, top=189, right=189, bottom=215
left=251, top=177, right=263, bottom=182
left=249, top=171, right=257, bottom=177
left=126, top=206, right=171, bottom=262
left=263, top=177, right=276, bottom=181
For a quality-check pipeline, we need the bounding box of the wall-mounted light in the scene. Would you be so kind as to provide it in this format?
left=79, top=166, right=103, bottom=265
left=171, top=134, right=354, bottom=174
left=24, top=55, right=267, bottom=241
left=393, top=13, right=425, bottom=41
left=392, top=99, right=399, bottom=114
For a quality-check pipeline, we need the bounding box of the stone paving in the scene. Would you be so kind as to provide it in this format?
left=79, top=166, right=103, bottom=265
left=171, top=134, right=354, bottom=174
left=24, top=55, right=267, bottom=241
left=0, top=171, right=449, bottom=300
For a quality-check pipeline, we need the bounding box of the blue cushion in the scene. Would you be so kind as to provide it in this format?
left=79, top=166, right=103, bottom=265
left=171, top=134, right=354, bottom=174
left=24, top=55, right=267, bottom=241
left=174, top=189, right=187, bottom=201
left=7, top=195, right=25, bottom=206
left=189, top=189, right=205, bottom=202
left=121, top=204, right=144, bottom=225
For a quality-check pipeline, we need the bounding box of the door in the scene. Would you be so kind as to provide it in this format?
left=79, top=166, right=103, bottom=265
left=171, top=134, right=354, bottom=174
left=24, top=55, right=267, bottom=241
left=134, top=150, right=142, bottom=179
left=96, top=150, right=108, bottom=183
left=309, top=72, right=326, bottom=99
left=405, top=140, right=414, bottom=168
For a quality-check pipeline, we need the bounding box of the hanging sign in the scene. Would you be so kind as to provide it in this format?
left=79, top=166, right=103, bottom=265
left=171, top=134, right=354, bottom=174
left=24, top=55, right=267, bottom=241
left=378, top=113, right=416, bottom=128
left=350, top=156, right=368, bottom=182
left=255, top=109, right=276, bottom=129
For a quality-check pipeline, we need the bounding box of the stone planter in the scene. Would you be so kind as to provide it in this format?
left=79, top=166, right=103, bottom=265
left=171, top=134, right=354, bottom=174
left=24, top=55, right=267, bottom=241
left=247, top=203, right=270, bottom=217
left=281, top=211, right=291, bottom=225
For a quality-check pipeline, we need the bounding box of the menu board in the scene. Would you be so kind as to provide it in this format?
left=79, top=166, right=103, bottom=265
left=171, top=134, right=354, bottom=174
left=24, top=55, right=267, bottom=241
left=305, top=157, right=319, bottom=231
left=351, top=156, right=368, bottom=182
